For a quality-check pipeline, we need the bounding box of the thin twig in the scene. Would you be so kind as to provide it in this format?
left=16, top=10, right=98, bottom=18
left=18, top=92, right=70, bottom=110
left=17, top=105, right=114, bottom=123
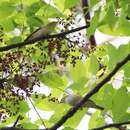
left=12, top=115, right=21, bottom=127
left=0, top=128, right=25, bottom=130
left=28, top=97, right=46, bottom=128
left=0, top=25, right=89, bottom=52
left=0, top=127, right=49, bottom=130
left=91, top=121, right=130, bottom=130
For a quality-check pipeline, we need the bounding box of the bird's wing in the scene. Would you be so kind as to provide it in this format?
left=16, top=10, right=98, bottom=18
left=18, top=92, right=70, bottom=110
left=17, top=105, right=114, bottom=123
left=24, top=27, right=43, bottom=42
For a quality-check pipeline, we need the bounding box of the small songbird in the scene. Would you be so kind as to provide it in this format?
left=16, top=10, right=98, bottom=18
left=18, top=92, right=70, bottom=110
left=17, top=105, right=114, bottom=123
left=61, top=93, right=104, bottom=110
left=25, top=22, right=57, bottom=42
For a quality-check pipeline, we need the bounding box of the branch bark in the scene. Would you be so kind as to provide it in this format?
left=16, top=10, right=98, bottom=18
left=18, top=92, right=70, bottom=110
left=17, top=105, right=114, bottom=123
left=81, top=0, right=96, bottom=47
left=0, top=25, right=89, bottom=52
left=91, top=121, right=130, bottom=130
left=12, top=115, right=21, bottom=127
left=0, top=128, right=44, bottom=130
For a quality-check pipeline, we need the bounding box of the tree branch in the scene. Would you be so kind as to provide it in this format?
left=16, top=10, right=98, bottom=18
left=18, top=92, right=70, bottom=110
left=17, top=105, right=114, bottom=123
left=91, top=121, right=130, bottom=130
left=81, top=0, right=91, bottom=25
left=12, top=115, right=21, bottom=127
left=1, top=54, right=130, bottom=130
left=0, top=128, right=46, bottom=130
left=47, top=53, right=130, bottom=130
left=0, top=128, right=25, bottom=130
left=0, top=25, right=89, bottom=52
left=81, top=0, right=96, bottom=47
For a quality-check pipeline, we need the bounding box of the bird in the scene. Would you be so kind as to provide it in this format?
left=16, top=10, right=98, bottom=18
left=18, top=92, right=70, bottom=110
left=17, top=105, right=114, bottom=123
left=25, top=21, right=57, bottom=42
left=61, top=93, right=104, bottom=110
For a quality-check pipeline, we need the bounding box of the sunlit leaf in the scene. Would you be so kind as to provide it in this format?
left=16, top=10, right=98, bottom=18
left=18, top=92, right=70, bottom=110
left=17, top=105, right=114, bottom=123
left=63, top=127, right=77, bottom=130
left=25, top=2, right=41, bottom=17
left=89, top=0, right=100, bottom=8
left=112, top=87, right=130, bottom=122
left=38, top=72, right=65, bottom=88
left=64, top=0, right=80, bottom=9
left=89, top=111, right=105, bottom=130
left=92, top=84, right=116, bottom=110
left=70, top=60, right=88, bottom=81
left=87, top=10, right=100, bottom=37
left=53, top=0, right=65, bottom=12
left=69, top=77, right=88, bottom=94
left=64, top=108, right=86, bottom=128
left=20, top=122, right=38, bottom=129
left=123, top=61, right=130, bottom=77
left=50, top=108, right=86, bottom=128
left=37, top=3, right=63, bottom=18
left=0, top=2, right=15, bottom=19
left=0, top=18, right=15, bottom=32
left=105, top=44, right=118, bottom=70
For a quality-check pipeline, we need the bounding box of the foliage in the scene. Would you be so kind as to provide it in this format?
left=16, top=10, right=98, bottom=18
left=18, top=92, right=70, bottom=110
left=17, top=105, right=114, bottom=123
left=1, top=0, right=130, bottom=130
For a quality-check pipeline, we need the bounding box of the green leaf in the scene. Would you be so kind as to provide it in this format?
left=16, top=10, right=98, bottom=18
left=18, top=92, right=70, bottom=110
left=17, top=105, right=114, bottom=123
left=25, top=2, right=41, bottom=17
left=123, top=61, right=130, bottom=77
left=2, top=100, right=29, bottom=115
left=49, top=105, right=70, bottom=122
left=97, top=1, right=130, bottom=36
left=64, top=0, right=80, bottom=9
left=90, top=0, right=100, bottom=8
left=117, top=43, right=130, bottom=61
left=95, top=44, right=109, bottom=66
left=0, top=116, right=18, bottom=127
left=50, top=108, right=86, bottom=128
left=0, top=2, right=15, bottom=19
left=105, top=44, right=118, bottom=70
left=37, top=3, right=63, bottom=18
left=35, top=97, right=70, bottom=111
left=99, top=19, right=130, bottom=36
left=51, top=87, right=65, bottom=97
left=87, top=54, right=99, bottom=75
left=35, top=98, right=55, bottom=111
left=27, top=16, right=43, bottom=28
left=70, top=60, right=88, bottom=81
left=0, top=18, right=15, bottom=32
left=87, top=10, right=100, bottom=37
left=38, top=72, right=65, bottom=88
left=63, top=127, right=77, bottom=130
left=53, top=0, right=65, bottom=12
left=97, top=1, right=118, bottom=28
left=102, top=2, right=117, bottom=28
left=21, top=0, right=39, bottom=5
left=13, top=12, right=26, bottom=25
left=31, top=94, right=46, bottom=101
left=114, top=44, right=130, bottom=75
left=69, top=77, right=88, bottom=94
left=112, top=87, right=130, bottom=122
left=89, top=111, right=105, bottom=130
left=0, top=114, right=29, bottom=127
left=19, top=101, right=30, bottom=113
left=92, top=84, right=116, bottom=110
left=20, top=122, right=38, bottom=129
left=127, top=4, right=130, bottom=18
left=30, top=47, right=47, bottom=62
left=64, top=108, right=86, bottom=128
left=9, top=36, right=22, bottom=44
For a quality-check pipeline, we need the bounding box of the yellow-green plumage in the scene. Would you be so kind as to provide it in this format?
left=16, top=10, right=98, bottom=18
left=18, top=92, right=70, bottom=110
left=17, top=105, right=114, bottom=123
left=25, top=22, right=57, bottom=42
left=61, top=94, right=104, bottom=110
